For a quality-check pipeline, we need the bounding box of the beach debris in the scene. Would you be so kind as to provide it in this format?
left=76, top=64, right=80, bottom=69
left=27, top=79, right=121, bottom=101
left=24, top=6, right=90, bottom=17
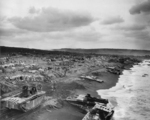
left=66, top=94, right=108, bottom=109
left=106, top=67, right=121, bottom=75
left=82, top=102, right=114, bottom=120
left=79, top=75, right=104, bottom=83
left=42, top=97, right=63, bottom=110
left=0, top=81, right=18, bottom=96
left=46, top=108, right=52, bottom=112
left=4, top=74, right=44, bottom=83
left=142, top=74, right=148, bottom=77
left=1, top=84, right=46, bottom=112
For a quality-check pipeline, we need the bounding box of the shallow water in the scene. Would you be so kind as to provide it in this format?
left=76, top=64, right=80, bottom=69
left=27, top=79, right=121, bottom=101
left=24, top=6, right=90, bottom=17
left=97, top=60, right=150, bottom=120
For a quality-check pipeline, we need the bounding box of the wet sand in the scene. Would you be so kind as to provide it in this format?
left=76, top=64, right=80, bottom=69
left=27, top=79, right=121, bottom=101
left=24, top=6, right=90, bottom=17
left=1, top=66, right=131, bottom=120
left=24, top=72, right=120, bottom=120
left=33, top=64, right=137, bottom=120
left=75, top=72, right=119, bottom=97
left=97, top=60, right=150, bottom=120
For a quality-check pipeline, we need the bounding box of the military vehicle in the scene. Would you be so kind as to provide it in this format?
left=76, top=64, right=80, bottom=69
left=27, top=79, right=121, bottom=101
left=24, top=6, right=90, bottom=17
left=1, top=83, right=46, bottom=112
left=82, top=102, right=114, bottom=120
left=66, top=94, right=108, bottom=107
left=80, top=76, right=104, bottom=83
left=106, top=67, right=121, bottom=75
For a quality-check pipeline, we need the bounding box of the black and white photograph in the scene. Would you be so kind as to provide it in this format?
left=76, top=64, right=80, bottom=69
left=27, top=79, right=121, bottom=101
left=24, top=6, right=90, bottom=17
left=0, top=0, right=150, bottom=120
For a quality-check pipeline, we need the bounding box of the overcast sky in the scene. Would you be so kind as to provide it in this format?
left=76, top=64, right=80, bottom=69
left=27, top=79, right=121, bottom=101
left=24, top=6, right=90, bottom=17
left=0, top=0, right=150, bottom=50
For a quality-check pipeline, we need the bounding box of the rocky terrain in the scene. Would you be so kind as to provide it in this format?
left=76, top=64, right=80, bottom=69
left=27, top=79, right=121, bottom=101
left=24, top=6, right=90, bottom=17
left=0, top=46, right=149, bottom=120
left=58, top=48, right=150, bottom=56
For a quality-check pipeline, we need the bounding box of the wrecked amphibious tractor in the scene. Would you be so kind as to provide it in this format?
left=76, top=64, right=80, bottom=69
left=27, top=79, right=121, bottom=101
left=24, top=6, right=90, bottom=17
left=1, top=84, right=46, bottom=112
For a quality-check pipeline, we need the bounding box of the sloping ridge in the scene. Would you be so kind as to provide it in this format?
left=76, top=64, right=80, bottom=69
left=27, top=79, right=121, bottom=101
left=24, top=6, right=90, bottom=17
left=59, top=48, right=150, bottom=56
left=1, top=46, right=150, bottom=56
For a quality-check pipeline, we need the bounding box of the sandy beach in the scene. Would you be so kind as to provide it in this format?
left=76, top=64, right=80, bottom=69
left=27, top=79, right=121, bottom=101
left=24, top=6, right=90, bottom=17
left=12, top=69, right=121, bottom=120
left=1, top=0, right=150, bottom=119
left=0, top=66, right=120, bottom=120
left=0, top=47, right=144, bottom=120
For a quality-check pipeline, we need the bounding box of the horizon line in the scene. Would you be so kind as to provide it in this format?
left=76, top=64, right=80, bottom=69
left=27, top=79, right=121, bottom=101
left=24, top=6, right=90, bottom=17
left=1, top=45, right=150, bottom=51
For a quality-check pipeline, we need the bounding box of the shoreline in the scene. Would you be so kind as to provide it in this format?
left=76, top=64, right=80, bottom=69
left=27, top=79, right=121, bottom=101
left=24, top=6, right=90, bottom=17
left=96, top=59, right=150, bottom=120
left=0, top=56, right=140, bottom=120
left=25, top=63, right=135, bottom=120
left=74, top=63, right=135, bottom=97
left=74, top=72, right=119, bottom=97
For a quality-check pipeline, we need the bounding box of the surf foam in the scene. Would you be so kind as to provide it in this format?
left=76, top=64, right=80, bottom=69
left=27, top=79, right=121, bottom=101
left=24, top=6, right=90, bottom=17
left=97, top=60, right=150, bottom=120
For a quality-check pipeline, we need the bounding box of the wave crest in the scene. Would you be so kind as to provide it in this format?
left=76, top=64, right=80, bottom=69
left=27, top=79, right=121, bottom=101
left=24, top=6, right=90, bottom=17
left=97, top=60, right=150, bottom=120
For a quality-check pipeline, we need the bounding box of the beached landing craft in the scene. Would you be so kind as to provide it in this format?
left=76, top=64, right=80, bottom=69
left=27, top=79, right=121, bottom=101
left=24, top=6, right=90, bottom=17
left=1, top=84, right=46, bottom=112
left=82, top=102, right=114, bottom=120
left=106, top=67, right=121, bottom=75
left=66, top=94, right=114, bottom=120
left=80, top=76, right=104, bottom=83
left=66, top=94, right=108, bottom=108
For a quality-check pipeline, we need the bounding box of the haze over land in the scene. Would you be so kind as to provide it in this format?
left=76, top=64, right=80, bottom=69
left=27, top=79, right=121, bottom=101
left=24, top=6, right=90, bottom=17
left=0, top=0, right=150, bottom=50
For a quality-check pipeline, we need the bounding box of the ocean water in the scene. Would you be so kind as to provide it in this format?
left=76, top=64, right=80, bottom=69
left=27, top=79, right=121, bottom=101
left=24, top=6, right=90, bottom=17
left=97, top=60, right=150, bottom=120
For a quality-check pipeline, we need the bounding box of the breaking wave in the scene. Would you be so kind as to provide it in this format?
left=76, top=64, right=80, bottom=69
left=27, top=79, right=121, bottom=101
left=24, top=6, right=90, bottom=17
left=97, top=60, right=150, bottom=120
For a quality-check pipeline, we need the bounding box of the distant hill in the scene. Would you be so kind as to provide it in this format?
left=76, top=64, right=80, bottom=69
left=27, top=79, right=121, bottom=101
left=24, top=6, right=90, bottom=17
left=57, top=48, right=150, bottom=56
left=0, top=46, right=79, bottom=56
left=0, top=46, right=150, bottom=56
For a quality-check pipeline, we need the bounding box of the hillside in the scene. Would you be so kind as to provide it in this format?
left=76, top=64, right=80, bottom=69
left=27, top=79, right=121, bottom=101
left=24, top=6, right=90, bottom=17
left=0, top=46, right=150, bottom=56
left=58, top=48, right=150, bottom=56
